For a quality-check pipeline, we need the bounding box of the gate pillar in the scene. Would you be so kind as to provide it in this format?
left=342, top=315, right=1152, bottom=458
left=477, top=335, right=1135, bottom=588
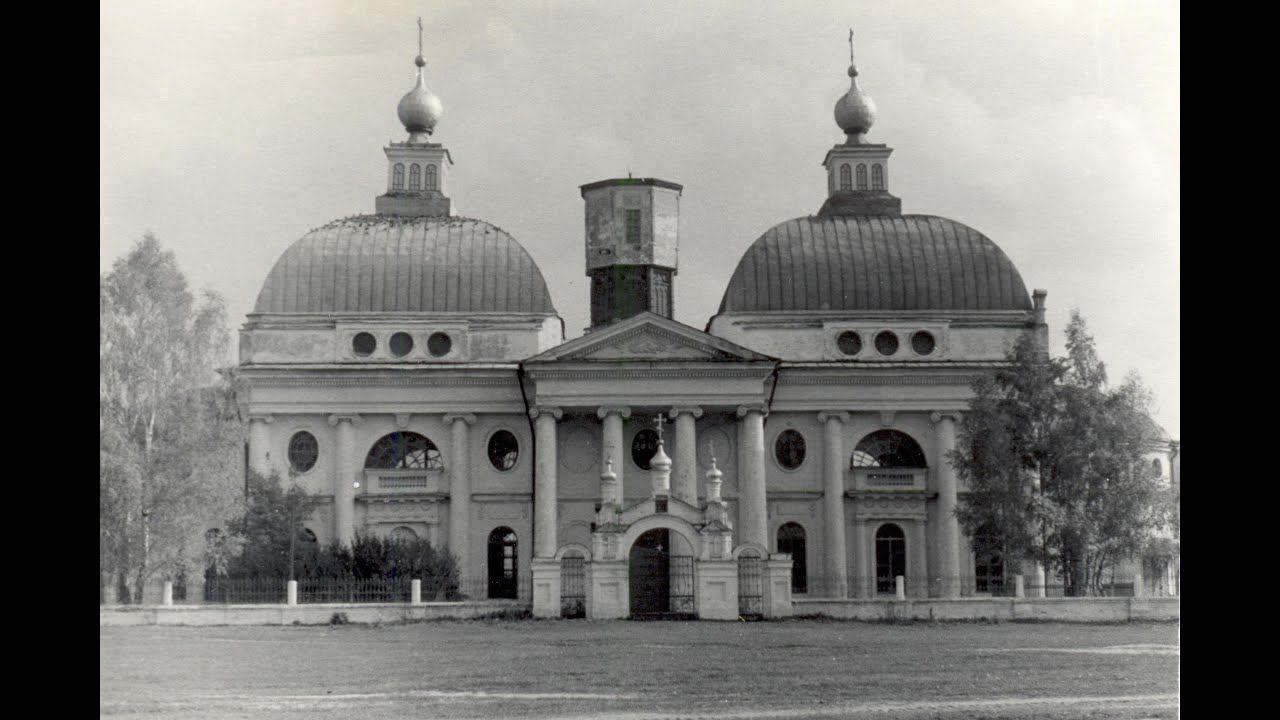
left=586, top=561, right=629, bottom=619
left=695, top=559, right=739, bottom=620
left=531, top=559, right=561, bottom=618
left=763, top=553, right=795, bottom=618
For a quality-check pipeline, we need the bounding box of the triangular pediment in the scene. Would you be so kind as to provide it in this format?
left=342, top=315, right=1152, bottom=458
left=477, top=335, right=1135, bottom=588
left=526, top=312, right=775, bottom=363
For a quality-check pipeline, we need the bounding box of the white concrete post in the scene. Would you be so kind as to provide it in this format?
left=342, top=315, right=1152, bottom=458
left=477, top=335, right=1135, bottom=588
left=1132, top=571, right=1145, bottom=598
left=668, top=407, right=703, bottom=506
left=1014, top=574, right=1025, bottom=598
left=736, top=404, right=769, bottom=549
left=287, top=580, right=298, bottom=605
left=162, top=580, right=174, bottom=606
left=895, top=575, right=906, bottom=600
left=444, top=414, right=476, bottom=578
left=247, top=414, right=274, bottom=476
left=411, top=578, right=422, bottom=605
left=817, top=411, right=849, bottom=598
left=531, top=407, right=563, bottom=558
left=597, top=407, right=630, bottom=507
left=327, top=414, right=362, bottom=547
left=930, top=412, right=962, bottom=598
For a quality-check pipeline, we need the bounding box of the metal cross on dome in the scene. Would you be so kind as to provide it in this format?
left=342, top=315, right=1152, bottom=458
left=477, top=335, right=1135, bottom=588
left=653, top=414, right=665, bottom=441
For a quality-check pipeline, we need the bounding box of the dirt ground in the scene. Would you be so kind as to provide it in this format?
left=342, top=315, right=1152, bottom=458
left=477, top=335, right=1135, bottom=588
left=99, top=618, right=1179, bottom=719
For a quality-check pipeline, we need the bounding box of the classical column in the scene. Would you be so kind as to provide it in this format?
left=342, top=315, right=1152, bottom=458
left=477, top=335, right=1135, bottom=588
left=817, top=411, right=850, bottom=598
left=736, top=404, right=768, bottom=548
left=596, top=406, right=630, bottom=507
left=247, top=414, right=273, bottom=476
left=931, top=412, right=962, bottom=598
left=852, top=518, right=869, bottom=598
left=444, top=413, right=476, bottom=578
left=327, top=414, right=363, bottom=547
left=668, top=406, right=703, bottom=506
left=531, top=406, right=563, bottom=558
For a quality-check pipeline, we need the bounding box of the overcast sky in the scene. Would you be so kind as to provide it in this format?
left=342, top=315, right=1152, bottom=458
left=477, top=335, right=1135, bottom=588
left=101, top=0, right=1179, bottom=437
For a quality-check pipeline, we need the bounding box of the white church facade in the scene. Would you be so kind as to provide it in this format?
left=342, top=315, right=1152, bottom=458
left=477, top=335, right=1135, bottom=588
left=237, top=36, right=1177, bottom=619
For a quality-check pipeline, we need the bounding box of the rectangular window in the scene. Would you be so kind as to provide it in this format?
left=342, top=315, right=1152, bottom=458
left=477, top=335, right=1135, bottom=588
left=625, top=209, right=642, bottom=246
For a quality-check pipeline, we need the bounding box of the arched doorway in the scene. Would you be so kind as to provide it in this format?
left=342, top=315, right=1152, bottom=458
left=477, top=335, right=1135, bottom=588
left=875, top=523, right=906, bottom=594
left=628, top=528, right=694, bottom=618
left=487, top=527, right=518, bottom=599
left=777, top=523, right=807, bottom=593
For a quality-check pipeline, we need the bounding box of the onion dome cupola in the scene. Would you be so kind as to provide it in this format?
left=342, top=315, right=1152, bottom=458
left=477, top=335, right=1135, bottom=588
left=376, top=18, right=454, bottom=218
left=820, top=30, right=901, bottom=218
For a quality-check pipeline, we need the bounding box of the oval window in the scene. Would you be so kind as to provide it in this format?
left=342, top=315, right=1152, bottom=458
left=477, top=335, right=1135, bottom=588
left=389, top=332, right=414, bottom=357
left=631, top=429, right=660, bottom=470
left=774, top=429, right=806, bottom=470
left=488, top=430, right=520, bottom=471
left=428, top=332, right=452, bottom=357
left=288, top=431, right=319, bottom=473
left=837, top=331, right=862, bottom=356
left=352, top=332, right=377, bottom=357
left=874, top=331, right=899, bottom=356
left=911, top=331, right=935, bottom=355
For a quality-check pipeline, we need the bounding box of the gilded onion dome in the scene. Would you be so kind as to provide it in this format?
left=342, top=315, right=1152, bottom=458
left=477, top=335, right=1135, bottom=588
left=397, top=53, right=443, bottom=140
left=834, top=33, right=876, bottom=142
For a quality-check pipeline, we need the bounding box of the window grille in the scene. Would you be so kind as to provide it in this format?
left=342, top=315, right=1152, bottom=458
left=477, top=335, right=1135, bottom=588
left=872, top=163, right=885, bottom=190
left=856, top=164, right=868, bottom=190
left=839, top=164, right=852, bottom=191
left=392, top=163, right=405, bottom=190
left=408, top=164, right=421, bottom=190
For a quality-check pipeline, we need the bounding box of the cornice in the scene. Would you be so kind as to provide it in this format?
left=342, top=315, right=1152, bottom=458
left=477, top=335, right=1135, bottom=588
left=527, top=367, right=774, bottom=380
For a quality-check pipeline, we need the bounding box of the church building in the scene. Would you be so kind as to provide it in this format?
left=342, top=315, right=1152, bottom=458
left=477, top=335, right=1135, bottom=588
left=237, top=34, right=1175, bottom=618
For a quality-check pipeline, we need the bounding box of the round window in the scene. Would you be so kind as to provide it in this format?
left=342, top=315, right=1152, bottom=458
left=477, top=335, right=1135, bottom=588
left=352, top=332, right=377, bottom=357
left=288, top=431, right=318, bottom=473
left=389, top=332, right=414, bottom=357
left=837, top=331, right=862, bottom=356
left=874, top=331, right=899, bottom=356
left=488, top=430, right=520, bottom=471
left=631, top=429, right=660, bottom=470
left=428, top=332, right=452, bottom=357
left=911, top=331, right=935, bottom=355
left=774, top=429, right=806, bottom=470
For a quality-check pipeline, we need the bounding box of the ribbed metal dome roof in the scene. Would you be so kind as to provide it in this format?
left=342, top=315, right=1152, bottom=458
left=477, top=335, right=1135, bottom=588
left=254, top=215, right=556, bottom=314
left=717, top=215, right=1032, bottom=313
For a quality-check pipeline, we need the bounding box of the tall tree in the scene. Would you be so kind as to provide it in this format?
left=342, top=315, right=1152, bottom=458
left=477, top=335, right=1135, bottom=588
left=952, top=311, right=1171, bottom=596
left=225, top=470, right=322, bottom=580
left=100, top=233, right=244, bottom=603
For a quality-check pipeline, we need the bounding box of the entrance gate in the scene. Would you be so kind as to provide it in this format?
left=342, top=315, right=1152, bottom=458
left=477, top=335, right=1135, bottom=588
left=738, top=553, right=763, bottom=617
left=628, top=529, right=695, bottom=619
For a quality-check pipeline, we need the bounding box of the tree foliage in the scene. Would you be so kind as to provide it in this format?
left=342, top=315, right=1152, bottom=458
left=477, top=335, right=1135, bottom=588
left=952, top=311, right=1174, bottom=596
left=100, top=233, right=243, bottom=603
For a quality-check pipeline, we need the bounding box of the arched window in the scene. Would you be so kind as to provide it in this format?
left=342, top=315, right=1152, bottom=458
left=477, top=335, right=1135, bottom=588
left=392, top=163, right=405, bottom=190
left=875, top=523, right=906, bottom=593
left=839, top=164, right=852, bottom=191
left=856, top=164, right=868, bottom=190
left=488, top=527, right=518, bottom=599
left=871, top=163, right=885, bottom=190
left=425, top=164, right=438, bottom=191
left=408, top=163, right=421, bottom=190
left=364, top=432, right=443, bottom=470
left=851, top=430, right=927, bottom=468
left=777, top=522, right=807, bottom=593
left=973, top=524, right=1004, bottom=594
left=390, top=526, right=418, bottom=542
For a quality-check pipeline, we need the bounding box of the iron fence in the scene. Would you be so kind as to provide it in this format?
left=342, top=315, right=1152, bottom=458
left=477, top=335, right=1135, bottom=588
left=737, top=555, right=762, bottom=616
left=560, top=557, right=585, bottom=618
left=299, top=576, right=414, bottom=604
left=203, top=577, right=288, bottom=604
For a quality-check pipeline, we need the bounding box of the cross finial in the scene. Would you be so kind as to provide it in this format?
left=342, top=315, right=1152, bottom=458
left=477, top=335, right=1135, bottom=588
left=418, top=17, right=424, bottom=56
left=704, top=439, right=716, bottom=465
left=654, top=415, right=666, bottom=442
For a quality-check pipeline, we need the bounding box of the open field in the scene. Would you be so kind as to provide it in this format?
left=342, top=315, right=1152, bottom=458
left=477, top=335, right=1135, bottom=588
left=100, top=619, right=1178, bottom=719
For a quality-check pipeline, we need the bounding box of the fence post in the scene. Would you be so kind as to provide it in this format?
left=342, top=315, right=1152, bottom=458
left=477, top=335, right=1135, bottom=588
left=162, top=581, right=174, bottom=606
left=1132, top=572, right=1144, bottom=599
left=1014, top=574, right=1025, bottom=598
left=411, top=579, right=422, bottom=605
left=287, top=580, right=298, bottom=606
left=894, top=575, right=905, bottom=600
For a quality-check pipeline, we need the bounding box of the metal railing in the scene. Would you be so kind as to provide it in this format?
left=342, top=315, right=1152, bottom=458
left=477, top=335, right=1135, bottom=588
left=560, top=557, right=585, bottom=618
left=203, top=577, right=288, bottom=604
left=299, top=576, right=414, bottom=604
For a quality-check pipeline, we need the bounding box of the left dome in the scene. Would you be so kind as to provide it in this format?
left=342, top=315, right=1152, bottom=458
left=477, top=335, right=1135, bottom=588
left=254, top=215, right=557, bottom=314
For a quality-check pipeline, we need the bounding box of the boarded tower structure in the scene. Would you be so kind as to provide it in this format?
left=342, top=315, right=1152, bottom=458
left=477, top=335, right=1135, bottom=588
left=580, top=178, right=683, bottom=329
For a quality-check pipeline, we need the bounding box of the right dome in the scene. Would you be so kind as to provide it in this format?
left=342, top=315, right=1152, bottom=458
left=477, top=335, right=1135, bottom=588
left=717, top=214, right=1032, bottom=313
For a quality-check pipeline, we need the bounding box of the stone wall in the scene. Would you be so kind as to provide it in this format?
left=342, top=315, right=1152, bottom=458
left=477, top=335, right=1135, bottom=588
left=793, top=597, right=1179, bottom=622
left=100, top=600, right=527, bottom=627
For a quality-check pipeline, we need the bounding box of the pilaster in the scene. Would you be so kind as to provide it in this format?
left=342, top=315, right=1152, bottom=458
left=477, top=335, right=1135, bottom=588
left=444, top=413, right=476, bottom=577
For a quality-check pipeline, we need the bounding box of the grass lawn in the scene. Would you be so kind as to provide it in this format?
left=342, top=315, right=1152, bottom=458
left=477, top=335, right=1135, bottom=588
left=100, top=618, right=1178, bottom=719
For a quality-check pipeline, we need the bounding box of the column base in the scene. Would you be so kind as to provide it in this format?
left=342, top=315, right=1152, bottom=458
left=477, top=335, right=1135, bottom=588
left=531, top=559, right=561, bottom=619
left=695, top=559, right=739, bottom=620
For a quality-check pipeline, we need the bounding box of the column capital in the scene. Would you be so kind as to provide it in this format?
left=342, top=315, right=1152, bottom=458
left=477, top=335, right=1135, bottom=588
left=443, top=413, right=477, bottom=426
left=247, top=413, right=274, bottom=424
left=530, top=406, right=563, bottom=420
left=596, top=405, right=631, bottom=420
left=668, top=406, right=703, bottom=419
left=816, top=410, right=850, bottom=424
left=327, top=413, right=363, bottom=427
left=930, top=411, right=962, bottom=425
left=736, top=403, right=769, bottom=419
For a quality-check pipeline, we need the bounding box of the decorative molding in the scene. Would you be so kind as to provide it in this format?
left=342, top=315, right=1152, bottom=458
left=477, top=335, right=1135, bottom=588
left=361, top=498, right=440, bottom=524
left=395, top=413, right=412, bottom=429
left=930, top=411, right=961, bottom=424
left=480, top=504, right=531, bottom=521
left=736, top=403, right=769, bottom=418
left=669, top=406, right=704, bottom=419
left=239, top=373, right=519, bottom=388
left=528, top=368, right=773, bottom=380
left=880, top=410, right=896, bottom=427
left=247, top=414, right=274, bottom=424
left=596, top=406, right=632, bottom=420
left=327, top=413, right=364, bottom=427
left=816, top=410, right=850, bottom=424
left=529, top=406, right=564, bottom=420
left=773, top=374, right=988, bottom=386
left=443, top=413, right=477, bottom=426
